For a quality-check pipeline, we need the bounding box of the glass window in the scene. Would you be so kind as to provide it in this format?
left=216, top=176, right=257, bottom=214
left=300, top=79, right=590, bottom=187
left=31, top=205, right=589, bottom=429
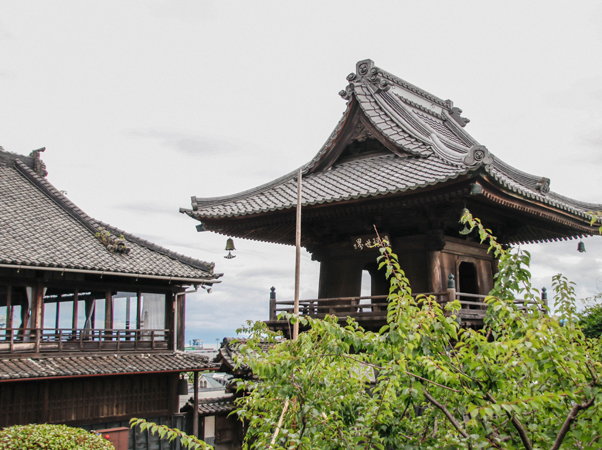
left=112, top=292, right=137, bottom=330
left=140, top=293, right=166, bottom=341
left=43, top=302, right=57, bottom=329
left=140, top=293, right=166, bottom=330
left=58, top=301, right=73, bottom=329
left=0, top=286, right=6, bottom=330
left=94, top=298, right=105, bottom=330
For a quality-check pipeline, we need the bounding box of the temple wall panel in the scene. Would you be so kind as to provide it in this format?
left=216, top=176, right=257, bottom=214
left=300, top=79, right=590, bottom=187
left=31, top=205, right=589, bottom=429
left=0, top=373, right=176, bottom=428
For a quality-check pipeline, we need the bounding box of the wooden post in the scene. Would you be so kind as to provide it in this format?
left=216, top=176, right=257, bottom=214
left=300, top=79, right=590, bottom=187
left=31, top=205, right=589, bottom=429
left=427, top=251, right=442, bottom=293
left=136, top=291, right=142, bottom=343
left=447, top=274, right=456, bottom=304
left=193, top=371, right=199, bottom=437
left=167, top=293, right=176, bottom=351
left=6, top=286, right=12, bottom=341
left=269, top=287, right=276, bottom=321
left=33, top=284, right=44, bottom=353
left=125, top=295, right=131, bottom=330
left=177, top=294, right=185, bottom=351
left=293, top=169, right=302, bottom=341
left=55, top=301, right=61, bottom=333
left=105, top=291, right=113, bottom=338
left=72, top=290, right=79, bottom=332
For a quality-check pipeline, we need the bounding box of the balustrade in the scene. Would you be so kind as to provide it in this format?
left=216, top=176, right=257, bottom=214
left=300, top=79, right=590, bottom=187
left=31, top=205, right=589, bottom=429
left=0, top=328, right=170, bottom=354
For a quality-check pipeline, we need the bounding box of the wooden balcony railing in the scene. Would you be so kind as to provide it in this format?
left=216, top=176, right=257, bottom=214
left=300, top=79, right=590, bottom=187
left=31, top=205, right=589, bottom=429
left=269, top=289, right=547, bottom=324
left=0, top=328, right=170, bottom=354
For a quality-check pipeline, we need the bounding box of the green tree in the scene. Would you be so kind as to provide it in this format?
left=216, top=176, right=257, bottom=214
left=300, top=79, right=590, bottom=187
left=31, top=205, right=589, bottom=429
left=234, top=212, right=602, bottom=450
left=578, top=294, right=602, bottom=339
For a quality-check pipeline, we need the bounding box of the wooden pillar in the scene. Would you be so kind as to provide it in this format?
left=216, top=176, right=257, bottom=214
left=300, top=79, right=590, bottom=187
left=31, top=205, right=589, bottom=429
left=427, top=251, right=443, bottom=293
left=135, top=291, right=142, bottom=345
left=6, top=286, right=12, bottom=340
left=193, top=372, right=199, bottom=437
left=318, top=258, right=363, bottom=299
left=105, top=291, right=113, bottom=330
left=55, top=301, right=61, bottom=332
left=71, top=290, right=79, bottom=331
left=33, top=283, right=45, bottom=352
left=176, top=294, right=185, bottom=351
left=136, top=291, right=142, bottom=329
left=166, top=292, right=176, bottom=351
left=125, top=296, right=131, bottom=330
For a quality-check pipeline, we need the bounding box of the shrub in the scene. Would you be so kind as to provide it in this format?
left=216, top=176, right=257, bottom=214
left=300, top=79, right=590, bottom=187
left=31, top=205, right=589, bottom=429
left=0, top=424, right=115, bottom=450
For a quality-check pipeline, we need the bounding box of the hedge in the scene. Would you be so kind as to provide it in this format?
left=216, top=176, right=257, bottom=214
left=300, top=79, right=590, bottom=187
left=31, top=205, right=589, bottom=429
left=0, top=424, right=115, bottom=450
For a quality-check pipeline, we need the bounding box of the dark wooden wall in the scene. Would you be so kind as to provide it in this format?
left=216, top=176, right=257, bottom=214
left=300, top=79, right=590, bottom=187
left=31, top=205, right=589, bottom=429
left=316, top=234, right=496, bottom=299
left=0, top=373, right=179, bottom=428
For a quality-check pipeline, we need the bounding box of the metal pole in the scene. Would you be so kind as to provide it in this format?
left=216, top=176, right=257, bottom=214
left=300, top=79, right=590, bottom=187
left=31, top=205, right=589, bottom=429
left=293, top=169, right=302, bottom=341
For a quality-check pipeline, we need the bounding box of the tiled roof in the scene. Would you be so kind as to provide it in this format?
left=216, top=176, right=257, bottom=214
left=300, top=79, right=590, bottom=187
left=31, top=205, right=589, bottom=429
left=189, top=155, right=466, bottom=218
left=214, top=337, right=275, bottom=376
left=0, top=352, right=218, bottom=381
left=183, top=59, right=602, bottom=228
left=182, top=395, right=236, bottom=417
left=0, top=150, right=219, bottom=282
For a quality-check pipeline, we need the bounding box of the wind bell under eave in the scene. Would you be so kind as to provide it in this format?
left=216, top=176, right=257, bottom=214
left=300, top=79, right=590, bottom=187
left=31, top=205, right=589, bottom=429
left=224, top=237, right=236, bottom=259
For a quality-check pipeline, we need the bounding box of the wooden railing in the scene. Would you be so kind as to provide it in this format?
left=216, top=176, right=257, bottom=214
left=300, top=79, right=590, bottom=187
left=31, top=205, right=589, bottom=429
left=269, top=288, right=547, bottom=323
left=0, top=328, right=170, bottom=354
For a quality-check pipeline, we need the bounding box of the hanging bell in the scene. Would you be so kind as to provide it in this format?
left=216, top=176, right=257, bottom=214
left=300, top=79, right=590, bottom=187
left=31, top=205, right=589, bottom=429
left=224, top=238, right=236, bottom=259
left=578, top=241, right=586, bottom=253
left=459, top=208, right=473, bottom=235
left=177, top=375, right=189, bottom=396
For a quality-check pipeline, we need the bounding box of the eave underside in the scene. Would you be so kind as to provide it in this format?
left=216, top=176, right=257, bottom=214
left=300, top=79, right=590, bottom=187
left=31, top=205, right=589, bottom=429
left=195, top=177, right=600, bottom=248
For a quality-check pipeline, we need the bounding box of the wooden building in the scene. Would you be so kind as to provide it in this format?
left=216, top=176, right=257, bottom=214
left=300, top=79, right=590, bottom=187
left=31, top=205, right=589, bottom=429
left=181, top=59, right=601, bottom=331
left=0, top=148, right=221, bottom=449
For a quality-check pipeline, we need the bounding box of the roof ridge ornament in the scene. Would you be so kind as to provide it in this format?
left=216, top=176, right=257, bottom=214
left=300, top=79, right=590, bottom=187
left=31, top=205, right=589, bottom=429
left=463, top=145, right=493, bottom=167
left=339, top=59, right=390, bottom=101
left=448, top=106, right=470, bottom=128
left=536, top=177, right=551, bottom=195
left=96, top=227, right=131, bottom=255
left=28, top=147, right=48, bottom=177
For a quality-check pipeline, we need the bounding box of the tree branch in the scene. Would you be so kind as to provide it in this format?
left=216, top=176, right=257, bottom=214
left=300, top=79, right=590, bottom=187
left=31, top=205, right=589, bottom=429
left=422, top=388, right=468, bottom=439
left=269, top=398, right=289, bottom=449
left=550, top=396, right=595, bottom=450
left=485, top=393, right=532, bottom=450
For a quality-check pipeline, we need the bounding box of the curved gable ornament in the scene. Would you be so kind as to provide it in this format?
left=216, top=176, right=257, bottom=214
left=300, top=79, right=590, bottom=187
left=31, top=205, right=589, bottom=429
left=339, top=59, right=391, bottom=101
left=463, top=145, right=493, bottom=167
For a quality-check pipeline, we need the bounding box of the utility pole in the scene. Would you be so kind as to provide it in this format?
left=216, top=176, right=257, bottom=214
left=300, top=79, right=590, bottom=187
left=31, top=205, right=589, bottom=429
left=293, top=168, right=302, bottom=341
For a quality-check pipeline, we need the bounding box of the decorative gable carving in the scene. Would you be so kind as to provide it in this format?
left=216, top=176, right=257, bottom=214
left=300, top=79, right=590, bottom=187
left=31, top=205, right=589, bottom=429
left=350, top=123, right=373, bottom=143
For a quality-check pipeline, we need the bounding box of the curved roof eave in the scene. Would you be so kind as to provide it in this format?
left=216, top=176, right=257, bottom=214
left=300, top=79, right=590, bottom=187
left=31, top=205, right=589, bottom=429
left=184, top=59, right=601, bottom=231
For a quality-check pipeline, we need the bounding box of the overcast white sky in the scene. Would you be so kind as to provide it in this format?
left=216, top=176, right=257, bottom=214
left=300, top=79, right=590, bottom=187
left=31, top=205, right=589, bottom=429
left=1, top=1, right=601, bottom=346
